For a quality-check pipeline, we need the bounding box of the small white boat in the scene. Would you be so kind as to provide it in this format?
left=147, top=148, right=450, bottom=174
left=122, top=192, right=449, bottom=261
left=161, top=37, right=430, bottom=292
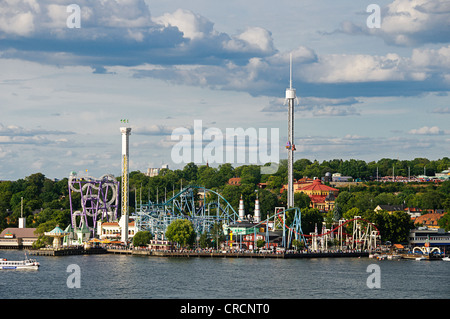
left=415, top=257, right=426, bottom=261
left=0, top=254, right=40, bottom=270
left=442, top=256, right=450, bottom=261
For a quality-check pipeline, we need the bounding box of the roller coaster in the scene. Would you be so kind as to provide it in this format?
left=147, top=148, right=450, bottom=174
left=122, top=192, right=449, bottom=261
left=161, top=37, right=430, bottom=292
left=132, top=185, right=239, bottom=239
left=68, top=172, right=119, bottom=236
left=131, top=185, right=380, bottom=251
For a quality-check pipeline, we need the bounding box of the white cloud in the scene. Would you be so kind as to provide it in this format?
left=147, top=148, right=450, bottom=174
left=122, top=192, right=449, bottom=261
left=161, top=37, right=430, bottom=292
left=224, top=27, right=276, bottom=54
left=336, top=0, right=450, bottom=46
left=152, top=8, right=214, bottom=40
left=300, top=53, right=407, bottom=83
left=408, top=126, right=446, bottom=135
left=0, top=2, right=35, bottom=36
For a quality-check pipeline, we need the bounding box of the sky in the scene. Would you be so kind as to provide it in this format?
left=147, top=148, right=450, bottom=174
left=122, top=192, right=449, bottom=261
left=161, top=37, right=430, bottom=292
left=0, top=0, right=449, bottom=180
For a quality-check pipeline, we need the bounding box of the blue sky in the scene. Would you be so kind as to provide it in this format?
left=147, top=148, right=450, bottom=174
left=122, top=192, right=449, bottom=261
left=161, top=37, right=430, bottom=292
left=0, top=0, right=449, bottom=180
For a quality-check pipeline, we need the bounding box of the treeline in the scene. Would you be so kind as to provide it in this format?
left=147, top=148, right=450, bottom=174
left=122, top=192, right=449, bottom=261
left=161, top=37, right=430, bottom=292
left=1, top=158, right=449, bottom=241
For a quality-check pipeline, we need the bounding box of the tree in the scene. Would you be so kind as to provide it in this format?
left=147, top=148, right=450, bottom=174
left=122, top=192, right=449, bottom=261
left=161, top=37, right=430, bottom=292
left=240, top=165, right=261, bottom=185
left=256, top=239, right=266, bottom=248
left=368, top=211, right=414, bottom=243
left=301, top=208, right=322, bottom=235
left=182, top=162, right=198, bottom=183
left=165, top=219, right=196, bottom=248
left=438, top=212, right=450, bottom=231
left=133, top=231, right=153, bottom=247
left=198, top=232, right=212, bottom=248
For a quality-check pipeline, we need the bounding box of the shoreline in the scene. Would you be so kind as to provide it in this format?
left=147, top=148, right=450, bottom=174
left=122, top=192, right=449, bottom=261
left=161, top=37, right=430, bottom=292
left=26, top=247, right=369, bottom=259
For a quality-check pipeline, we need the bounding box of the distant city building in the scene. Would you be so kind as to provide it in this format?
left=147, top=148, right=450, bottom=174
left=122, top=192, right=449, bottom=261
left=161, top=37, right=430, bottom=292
left=331, top=173, right=352, bottom=182
left=146, top=164, right=169, bottom=177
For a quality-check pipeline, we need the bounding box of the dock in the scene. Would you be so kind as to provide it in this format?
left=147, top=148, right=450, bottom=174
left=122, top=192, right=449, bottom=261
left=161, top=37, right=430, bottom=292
left=29, top=247, right=108, bottom=256
left=28, top=247, right=369, bottom=258
left=107, top=249, right=369, bottom=259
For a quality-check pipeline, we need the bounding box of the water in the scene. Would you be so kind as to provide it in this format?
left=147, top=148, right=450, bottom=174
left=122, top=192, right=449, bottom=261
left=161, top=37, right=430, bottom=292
left=0, top=250, right=448, bottom=299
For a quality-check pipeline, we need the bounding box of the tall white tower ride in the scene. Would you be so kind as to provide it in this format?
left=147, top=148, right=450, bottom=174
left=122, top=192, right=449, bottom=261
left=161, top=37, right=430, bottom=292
left=120, top=124, right=131, bottom=243
left=286, top=54, right=296, bottom=208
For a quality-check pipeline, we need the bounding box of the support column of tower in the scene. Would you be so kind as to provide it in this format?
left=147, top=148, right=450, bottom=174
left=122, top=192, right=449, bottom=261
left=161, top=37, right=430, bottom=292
left=254, top=194, right=261, bottom=223
left=286, top=54, right=296, bottom=208
left=120, top=126, right=131, bottom=244
left=238, top=195, right=245, bottom=221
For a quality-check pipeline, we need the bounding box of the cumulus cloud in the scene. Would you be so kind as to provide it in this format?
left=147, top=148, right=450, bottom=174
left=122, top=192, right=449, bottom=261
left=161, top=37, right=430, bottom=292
left=152, top=9, right=214, bottom=40
left=334, top=0, right=450, bottom=46
left=1, top=0, right=449, bottom=100
left=408, top=126, right=447, bottom=135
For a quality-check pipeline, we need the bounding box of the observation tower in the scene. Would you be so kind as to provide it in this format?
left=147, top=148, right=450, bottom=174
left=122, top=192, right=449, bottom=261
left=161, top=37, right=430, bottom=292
left=120, top=122, right=131, bottom=243
left=285, top=54, right=296, bottom=208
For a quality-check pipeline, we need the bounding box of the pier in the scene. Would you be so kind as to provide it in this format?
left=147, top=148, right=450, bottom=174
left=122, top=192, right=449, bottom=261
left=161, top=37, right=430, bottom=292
left=29, top=247, right=108, bottom=256
left=28, top=247, right=368, bottom=258
left=105, top=249, right=369, bottom=259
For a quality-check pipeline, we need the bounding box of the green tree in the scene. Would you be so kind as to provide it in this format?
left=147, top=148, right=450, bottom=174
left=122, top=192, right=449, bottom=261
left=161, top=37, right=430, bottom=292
left=301, top=208, right=322, bottom=235
left=368, top=211, right=414, bottom=243
left=165, top=219, right=196, bottom=248
left=133, top=231, right=153, bottom=247
left=198, top=232, right=212, bottom=248
left=256, top=239, right=266, bottom=248
left=438, top=212, right=450, bottom=231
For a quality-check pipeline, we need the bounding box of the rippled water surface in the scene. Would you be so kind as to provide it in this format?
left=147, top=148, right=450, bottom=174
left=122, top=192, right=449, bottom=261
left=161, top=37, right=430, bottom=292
left=0, top=250, right=448, bottom=299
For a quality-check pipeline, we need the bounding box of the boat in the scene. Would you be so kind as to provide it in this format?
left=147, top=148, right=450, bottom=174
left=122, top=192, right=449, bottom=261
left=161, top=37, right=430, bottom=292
left=387, top=254, right=401, bottom=260
left=415, top=257, right=426, bottom=261
left=0, top=254, right=40, bottom=270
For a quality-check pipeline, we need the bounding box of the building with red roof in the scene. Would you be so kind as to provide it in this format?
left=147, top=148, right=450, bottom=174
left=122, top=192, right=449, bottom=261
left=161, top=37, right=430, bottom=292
left=282, top=179, right=339, bottom=212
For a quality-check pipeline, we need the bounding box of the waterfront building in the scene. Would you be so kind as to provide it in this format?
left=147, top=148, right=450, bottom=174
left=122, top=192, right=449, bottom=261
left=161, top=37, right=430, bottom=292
left=63, top=222, right=91, bottom=246
left=148, top=239, right=173, bottom=251
left=409, top=227, right=450, bottom=252
left=0, top=227, right=38, bottom=249
left=0, top=212, right=38, bottom=249
left=97, top=220, right=136, bottom=242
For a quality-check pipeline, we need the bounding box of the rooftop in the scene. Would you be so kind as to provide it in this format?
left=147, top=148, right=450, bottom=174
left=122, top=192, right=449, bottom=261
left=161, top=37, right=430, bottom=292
left=298, top=179, right=339, bottom=192
left=0, top=227, right=38, bottom=238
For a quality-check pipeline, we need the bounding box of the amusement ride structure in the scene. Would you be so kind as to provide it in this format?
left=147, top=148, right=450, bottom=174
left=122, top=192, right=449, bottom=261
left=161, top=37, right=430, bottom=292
left=68, top=172, right=119, bottom=237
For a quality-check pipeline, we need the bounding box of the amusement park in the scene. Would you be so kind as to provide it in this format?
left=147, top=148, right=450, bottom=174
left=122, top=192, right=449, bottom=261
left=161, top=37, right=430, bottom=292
left=21, top=58, right=448, bottom=261
left=57, top=59, right=383, bottom=258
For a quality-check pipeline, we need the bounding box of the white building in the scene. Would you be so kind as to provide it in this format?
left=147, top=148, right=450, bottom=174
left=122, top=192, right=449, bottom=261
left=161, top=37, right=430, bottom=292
left=97, top=220, right=136, bottom=242
left=146, top=164, right=169, bottom=177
